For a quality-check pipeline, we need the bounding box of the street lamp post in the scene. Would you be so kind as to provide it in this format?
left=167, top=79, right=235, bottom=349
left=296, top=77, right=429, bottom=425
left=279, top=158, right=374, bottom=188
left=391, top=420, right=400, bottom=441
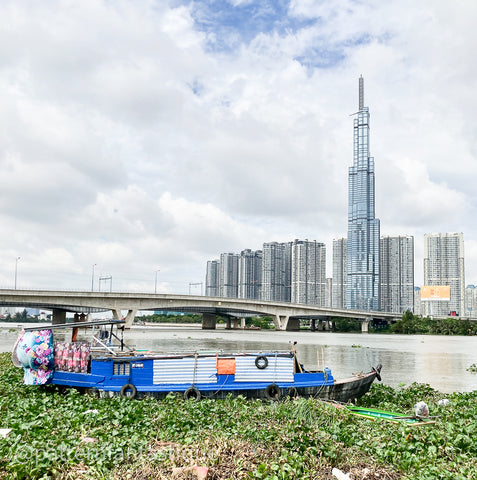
left=91, top=264, right=96, bottom=292
left=154, top=269, right=160, bottom=294
left=14, top=257, right=21, bottom=290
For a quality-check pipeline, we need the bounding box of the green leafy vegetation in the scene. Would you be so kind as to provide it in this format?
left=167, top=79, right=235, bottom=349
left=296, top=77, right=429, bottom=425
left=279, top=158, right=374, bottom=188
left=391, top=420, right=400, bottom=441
left=390, top=310, right=477, bottom=335
left=134, top=313, right=203, bottom=324
left=332, top=318, right=362, bottom=332
left=1, top=352, right=477, bottom=479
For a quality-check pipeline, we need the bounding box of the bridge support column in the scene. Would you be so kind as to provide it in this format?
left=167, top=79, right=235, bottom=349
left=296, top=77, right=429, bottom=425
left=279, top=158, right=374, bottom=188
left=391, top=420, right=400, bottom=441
left=273, top=315, right=293, bottom=331
left=112, top=309, right=137, bottom=329
left=361, top=318, right=371, bottom=333
left=52, top=309, right=66, bottom=325
left=286, top=317, right=300, bottom=331
left=202, top=313, right=216, bottom=330
left=310, top=319, right=316, bottom=331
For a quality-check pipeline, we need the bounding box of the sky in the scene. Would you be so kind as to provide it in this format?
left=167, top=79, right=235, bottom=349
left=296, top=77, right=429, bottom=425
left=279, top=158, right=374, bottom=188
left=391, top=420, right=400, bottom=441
left=1, top=0, right=477, bottom=294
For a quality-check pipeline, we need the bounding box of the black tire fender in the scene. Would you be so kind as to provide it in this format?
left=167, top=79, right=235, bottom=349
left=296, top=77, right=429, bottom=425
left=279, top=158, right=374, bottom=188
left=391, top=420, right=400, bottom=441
left=255, top=355, right=268, bottom=370
left=120, top=383, right=137, bottom=399
left=264, top=383, right=281, bottom=401
left=184, top=386, right=201, bottom=401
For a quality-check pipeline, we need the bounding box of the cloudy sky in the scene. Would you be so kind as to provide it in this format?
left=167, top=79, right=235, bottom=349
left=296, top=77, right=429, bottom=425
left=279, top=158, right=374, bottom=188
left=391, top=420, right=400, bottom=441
left=1, top=0, right=476, bottom=294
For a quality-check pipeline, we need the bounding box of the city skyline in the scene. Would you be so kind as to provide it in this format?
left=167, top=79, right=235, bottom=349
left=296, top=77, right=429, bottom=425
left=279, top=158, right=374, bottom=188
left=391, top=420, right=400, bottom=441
left=1, top=1, right=477, bottom=294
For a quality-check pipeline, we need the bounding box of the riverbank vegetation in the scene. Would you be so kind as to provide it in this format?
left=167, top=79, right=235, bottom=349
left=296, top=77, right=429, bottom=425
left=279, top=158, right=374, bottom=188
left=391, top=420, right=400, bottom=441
left=1, top=353, right=476, bottom=479
left=133, top=311, right=477, bottom=336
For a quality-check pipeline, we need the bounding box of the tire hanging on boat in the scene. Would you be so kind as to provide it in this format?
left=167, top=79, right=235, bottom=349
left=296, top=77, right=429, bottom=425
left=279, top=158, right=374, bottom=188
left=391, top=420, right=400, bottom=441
left=120, top=383, right=137, bottom=399
left=255, top=355, right=268, bottom=369
left=184, top=386, right=201, bottom=401
left=264, top=383, right=281, bottom=401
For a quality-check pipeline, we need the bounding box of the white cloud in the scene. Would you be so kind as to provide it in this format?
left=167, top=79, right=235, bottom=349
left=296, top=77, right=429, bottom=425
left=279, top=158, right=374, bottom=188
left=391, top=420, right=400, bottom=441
left=0, top=0, right=477, bottom=295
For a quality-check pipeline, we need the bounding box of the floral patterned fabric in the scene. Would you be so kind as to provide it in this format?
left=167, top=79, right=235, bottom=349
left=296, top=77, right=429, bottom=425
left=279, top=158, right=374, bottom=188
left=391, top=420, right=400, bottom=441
left=16, top=330, right=55, bottom=385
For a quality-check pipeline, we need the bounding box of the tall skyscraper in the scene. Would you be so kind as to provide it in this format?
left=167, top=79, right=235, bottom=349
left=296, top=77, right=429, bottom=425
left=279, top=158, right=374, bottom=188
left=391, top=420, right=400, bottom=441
left=332, top=238, right=347, bottom=308
left=423, top=233, right=465, bottom=316
left=219, top=253, right=240, bottom=298
left=347, top=76, right=380, bottom=311
left=291, top=239, right=326, bottom=305
left=380, top=236, right=414, bottom=313
left=261, top=242, right=291, bottom=302
left=205, top=259, right=220, bottom=296
left=238, top=249, right=262, bottom=299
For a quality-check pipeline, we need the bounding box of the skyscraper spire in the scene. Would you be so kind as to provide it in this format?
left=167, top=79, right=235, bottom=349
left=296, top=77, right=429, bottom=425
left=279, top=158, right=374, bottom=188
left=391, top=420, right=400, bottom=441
left=359, top=75, right=364, bottom=110
left=347, top=76, right=380, bottom=311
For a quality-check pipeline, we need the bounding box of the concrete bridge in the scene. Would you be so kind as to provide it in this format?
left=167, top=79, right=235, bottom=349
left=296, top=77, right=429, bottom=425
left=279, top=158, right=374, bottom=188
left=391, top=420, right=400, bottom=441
left=0, top=289, right=398, bottom=332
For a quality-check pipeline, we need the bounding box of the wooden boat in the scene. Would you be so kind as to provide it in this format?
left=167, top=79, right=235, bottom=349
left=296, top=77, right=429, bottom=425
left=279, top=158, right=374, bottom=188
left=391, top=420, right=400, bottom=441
left=12, top=320, right=382, bottom=402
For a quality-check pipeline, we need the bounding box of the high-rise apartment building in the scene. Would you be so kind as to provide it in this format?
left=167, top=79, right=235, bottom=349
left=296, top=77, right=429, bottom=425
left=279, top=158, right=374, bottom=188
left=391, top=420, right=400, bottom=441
left=347, top=76, right=380, bottom=311
left=205, top=260, right=220, bottom=296
left=380, top=236, right=414, bottom=313
left=332, top=238, right=347, bottom=308
left=464, top=285, right=477, bottom=318
left=325, top=278, right=332, bottom=308
left=423, top=233, right=465, bottom=316
left=238, top=249, right=262, bottom=300
left=219, top=253, right=240, bottom=298
left=291, top=239, right=326, bottom=305
left=413, top=287, right=423, bottom=316
left=261, top=242, right=291, bottom=302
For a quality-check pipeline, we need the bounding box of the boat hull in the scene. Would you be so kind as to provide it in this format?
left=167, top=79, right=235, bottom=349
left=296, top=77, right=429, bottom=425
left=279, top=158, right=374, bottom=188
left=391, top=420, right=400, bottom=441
left=51, top=364, right=380, bottom=403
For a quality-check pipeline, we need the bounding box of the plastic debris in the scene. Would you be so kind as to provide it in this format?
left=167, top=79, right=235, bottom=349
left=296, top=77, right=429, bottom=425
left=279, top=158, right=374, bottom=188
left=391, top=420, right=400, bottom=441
left=0, top=429, right=12, bottom=438
left=332, top=467, right=351, bottom=480
left=414, top=401, right=429, bottom=417
left=80, top=437, right=98, bottom=443
left=82, top=409, right=99, bottom=415
left=438, top=399, right=450, bottom=406
left=172, top=466, right=209, bottom=479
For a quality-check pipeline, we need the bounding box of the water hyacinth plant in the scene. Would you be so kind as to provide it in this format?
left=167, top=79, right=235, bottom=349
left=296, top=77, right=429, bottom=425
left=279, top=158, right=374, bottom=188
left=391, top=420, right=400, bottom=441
left=1, top=352, right=476, bottom=479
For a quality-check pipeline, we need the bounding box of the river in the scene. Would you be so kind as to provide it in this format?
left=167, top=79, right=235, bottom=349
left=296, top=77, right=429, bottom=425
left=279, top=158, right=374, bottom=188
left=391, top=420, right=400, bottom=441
left=1, top=323, right=477, bottom=394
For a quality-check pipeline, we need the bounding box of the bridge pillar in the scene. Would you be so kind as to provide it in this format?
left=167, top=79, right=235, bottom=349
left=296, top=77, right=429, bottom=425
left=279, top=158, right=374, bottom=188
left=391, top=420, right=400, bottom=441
left=310, top=319, right=316, bottom=331
left=272, top=315, right=293, bottom=331
left=202, top=313, right=216, bottom=330
left=52, top=309, right=66, bottom=325
left=361, top=318, right=371, bottom=333
left=113, top=309, right=137, bottom=329
left=286, top=317, right=300, bottom=331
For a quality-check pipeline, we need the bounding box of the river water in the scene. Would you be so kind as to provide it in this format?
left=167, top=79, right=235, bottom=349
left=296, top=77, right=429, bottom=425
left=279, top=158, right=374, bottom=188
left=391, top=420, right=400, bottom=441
left=2, top=323, right=477, bottom=394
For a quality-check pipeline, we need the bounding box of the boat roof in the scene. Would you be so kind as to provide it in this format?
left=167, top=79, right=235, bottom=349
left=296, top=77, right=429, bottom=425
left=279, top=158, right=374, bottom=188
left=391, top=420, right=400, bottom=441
left=22, top=319, right=125, bottom=331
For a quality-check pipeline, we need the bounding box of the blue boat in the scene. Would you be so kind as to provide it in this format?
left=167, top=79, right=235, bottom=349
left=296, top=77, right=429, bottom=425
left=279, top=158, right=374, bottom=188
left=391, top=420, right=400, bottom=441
left=12, top=320, right=382, bottom=402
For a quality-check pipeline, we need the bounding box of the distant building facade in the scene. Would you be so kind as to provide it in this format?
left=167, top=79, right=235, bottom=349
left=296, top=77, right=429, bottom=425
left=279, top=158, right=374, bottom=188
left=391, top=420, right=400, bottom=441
left=464, top=285, right=477, bottom=318
left=325, top=278, right=332, bottom=308
left=290, top=239, right=326, bottom=305
left=413, top=287, right=423, bottom=316
left=332, top=238, right=347, bottom=309
left=238, top=249, right=262, bottom=300
left=347, top=76, right=380, bottom=311
left=205, top=260, right=220, bottom=296
left=219, top=253, right=240, bottom=298
left=380, top=236, right=414, bottom=313
left=261, top=242, right=292, bottom=302
left=423, top=232, right=465, bottom=316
